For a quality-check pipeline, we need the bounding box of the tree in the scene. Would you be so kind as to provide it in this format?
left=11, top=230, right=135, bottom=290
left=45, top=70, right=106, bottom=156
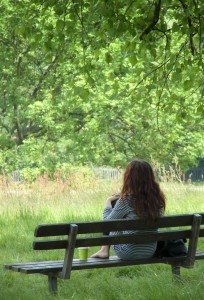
left=0, top=0, right=204, bottom=175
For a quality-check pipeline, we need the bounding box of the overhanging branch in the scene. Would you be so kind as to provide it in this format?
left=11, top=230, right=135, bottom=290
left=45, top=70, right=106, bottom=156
left=140, top=0, right=162, bottom=40
left=179, top=0, right=197, bottom=55
left=31, top=54, right=59, bottom=99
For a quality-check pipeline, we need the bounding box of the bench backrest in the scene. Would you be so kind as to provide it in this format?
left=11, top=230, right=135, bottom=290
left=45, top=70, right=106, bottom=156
left=33, top=213, right=204, bottom=249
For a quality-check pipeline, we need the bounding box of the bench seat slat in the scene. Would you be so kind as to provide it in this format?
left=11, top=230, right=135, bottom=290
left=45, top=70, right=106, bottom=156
left=4, top=260, right=64, bottom=269
left=10, top=262, right=63, bottom=272
left=2, top=256, right=193, bottom=274
left=19, top=266, right=63, bottom=274
left=5, top=252, right=204, bottom=275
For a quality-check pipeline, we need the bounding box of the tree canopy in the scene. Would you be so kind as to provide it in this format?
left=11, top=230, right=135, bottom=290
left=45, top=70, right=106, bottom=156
left=0, top=0, right=204, bottom=177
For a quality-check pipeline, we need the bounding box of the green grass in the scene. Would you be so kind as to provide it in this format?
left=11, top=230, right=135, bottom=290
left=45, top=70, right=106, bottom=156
left=1, top=177, right=204, bottom=300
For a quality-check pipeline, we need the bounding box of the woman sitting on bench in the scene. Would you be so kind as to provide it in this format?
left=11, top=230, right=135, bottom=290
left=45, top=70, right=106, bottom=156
left=91, top=159, right=166, bottom=260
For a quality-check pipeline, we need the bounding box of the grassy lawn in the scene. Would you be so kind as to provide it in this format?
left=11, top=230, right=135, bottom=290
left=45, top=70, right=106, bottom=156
left=1, top=173, right=204, bottom=300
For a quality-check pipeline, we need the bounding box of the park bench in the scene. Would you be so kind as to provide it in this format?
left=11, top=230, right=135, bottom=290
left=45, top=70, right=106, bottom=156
left=4, top=213, right=204, bottom=294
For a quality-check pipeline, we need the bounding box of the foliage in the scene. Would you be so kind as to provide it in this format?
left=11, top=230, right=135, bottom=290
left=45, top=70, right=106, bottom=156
left=0, top=0, right=204, bottom=173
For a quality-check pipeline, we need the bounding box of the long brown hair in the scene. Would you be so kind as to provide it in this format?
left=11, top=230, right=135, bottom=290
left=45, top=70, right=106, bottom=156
left=121, top=160, right=165, bottom=223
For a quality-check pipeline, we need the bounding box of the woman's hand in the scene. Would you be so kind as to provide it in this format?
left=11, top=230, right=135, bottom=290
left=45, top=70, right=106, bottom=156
left=105, top=193, right=120, bottom=207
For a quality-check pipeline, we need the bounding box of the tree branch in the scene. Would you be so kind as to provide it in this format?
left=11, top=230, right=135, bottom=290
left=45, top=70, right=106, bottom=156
left=131, top=57, right=171, bottom=93
left=108, top=131, right=136, bottom=153
left=31, top=54, right=59, bottom=98
left=179, top=0, right=197, bottom=55
left=140, top=0, right=162, bottom=40
left=156, top=40, right=188, bottom=128
left=16, top=46, right=31, bottom=76
left=124, top=0, right=137, bottom=16
left=13, top=103, right=23, bottom=145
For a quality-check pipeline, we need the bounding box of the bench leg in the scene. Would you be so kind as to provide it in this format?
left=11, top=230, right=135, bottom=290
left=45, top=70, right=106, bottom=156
left=48, top=275, right=57, bottom=294
left=171, top=265, right=181, bottom=281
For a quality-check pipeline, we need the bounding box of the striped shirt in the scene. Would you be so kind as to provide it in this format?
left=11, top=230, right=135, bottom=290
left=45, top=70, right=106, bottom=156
left=103, top=197, right=157, bottom=260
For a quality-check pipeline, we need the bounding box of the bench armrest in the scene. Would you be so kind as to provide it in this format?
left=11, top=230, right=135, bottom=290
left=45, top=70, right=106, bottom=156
left=59, top=224, right=78, bottom=279
left=184, top=214, right=201, bottom=267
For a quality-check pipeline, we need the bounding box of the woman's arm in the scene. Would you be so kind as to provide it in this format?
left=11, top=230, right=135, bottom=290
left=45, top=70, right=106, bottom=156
left=103, top=198, right=130, bottom=220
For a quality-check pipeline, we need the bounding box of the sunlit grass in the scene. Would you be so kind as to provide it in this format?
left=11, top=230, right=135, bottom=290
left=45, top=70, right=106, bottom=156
left=1, top=170, right=204, bottom=300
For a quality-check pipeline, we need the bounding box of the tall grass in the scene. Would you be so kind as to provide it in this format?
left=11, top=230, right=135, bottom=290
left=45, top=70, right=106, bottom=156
left=1, top=168, right=204, bottom=300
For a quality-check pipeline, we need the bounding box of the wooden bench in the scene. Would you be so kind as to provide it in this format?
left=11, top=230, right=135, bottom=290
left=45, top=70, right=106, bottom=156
left=4, top=213, right=204, bottom=294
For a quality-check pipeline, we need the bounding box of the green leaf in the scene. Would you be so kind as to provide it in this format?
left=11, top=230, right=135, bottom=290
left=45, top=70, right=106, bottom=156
left=105, top=52, right=113, bottom=64
left=129, top=55, right=137, bottom=66
left=183, top=80, right=192, bottom=91
left=56, top=20, right=65, bottom=31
